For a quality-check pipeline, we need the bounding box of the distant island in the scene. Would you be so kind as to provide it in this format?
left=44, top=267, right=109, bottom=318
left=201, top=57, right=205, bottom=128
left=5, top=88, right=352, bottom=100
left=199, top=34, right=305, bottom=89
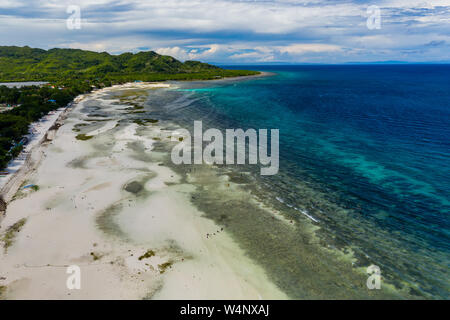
left=0, top=46, right=258, bottom=83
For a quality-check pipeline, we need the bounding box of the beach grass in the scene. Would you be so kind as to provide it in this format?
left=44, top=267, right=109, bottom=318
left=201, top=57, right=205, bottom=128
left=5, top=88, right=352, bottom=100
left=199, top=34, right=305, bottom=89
left=158, top=261, right=173, bottom=274
left=0, top=285, right=6, bottom=299
left=1, top=218, right=27, bottom=251
left=138, top=250, right=156, bottom=260
left=75, top=134, right=94, bottom=141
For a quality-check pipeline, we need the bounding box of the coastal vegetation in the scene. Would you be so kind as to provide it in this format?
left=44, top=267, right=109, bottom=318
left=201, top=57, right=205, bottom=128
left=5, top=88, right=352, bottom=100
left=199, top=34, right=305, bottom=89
left=0, top=46, right=259, bottom=170
left=0, top=82, right=92, bottom=169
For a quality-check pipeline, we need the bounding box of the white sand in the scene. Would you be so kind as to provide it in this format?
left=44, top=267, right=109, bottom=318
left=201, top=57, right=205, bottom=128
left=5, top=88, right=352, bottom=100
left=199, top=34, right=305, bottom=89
left=0, top=85, right=287, bottom=300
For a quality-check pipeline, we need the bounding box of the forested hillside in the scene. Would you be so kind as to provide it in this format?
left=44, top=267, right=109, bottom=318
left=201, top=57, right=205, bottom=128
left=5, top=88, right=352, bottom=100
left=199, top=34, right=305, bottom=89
left=0, top=46, right=258, bottom=82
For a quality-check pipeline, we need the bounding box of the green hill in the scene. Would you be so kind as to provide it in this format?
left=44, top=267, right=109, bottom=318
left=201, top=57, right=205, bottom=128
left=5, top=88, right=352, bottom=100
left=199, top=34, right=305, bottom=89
left=0, top=46, right=258, bottom=82
left=0, top=46, right=259, bottom=169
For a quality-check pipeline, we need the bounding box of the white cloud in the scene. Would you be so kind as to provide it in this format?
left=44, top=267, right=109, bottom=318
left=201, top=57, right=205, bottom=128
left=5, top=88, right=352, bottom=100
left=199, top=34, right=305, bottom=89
left=155, top=46, right=190, bottom=60
left=156, top=42, right=343, bottom=62
left=0, top=0, right=24, bottom=8
left=0, top=0, right=449, bottom=62
left=155, top=44, right=221, bottom=60
left=277, top=43, right=341, bottom=54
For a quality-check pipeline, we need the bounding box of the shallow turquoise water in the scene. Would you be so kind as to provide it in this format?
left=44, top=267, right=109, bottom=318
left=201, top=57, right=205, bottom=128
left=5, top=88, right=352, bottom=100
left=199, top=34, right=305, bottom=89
left=147, top=65, right=450, bottom=298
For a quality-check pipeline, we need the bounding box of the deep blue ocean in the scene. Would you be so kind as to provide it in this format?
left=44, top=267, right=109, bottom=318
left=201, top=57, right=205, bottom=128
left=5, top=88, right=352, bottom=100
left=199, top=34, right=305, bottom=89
left=149, top=65, right=450, bottom=298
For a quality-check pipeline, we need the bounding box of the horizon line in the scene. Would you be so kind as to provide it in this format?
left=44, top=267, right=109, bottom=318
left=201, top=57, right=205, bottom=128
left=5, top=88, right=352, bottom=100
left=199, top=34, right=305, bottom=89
left=2, top=45, right=449, bottom=66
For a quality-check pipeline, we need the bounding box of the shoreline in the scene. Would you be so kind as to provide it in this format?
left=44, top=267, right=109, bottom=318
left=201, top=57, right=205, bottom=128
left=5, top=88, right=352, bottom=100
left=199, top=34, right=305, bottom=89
left=198, top=71, right=275, bottom=83
left=0, top=82, right=288, bottom=299
left=0, top=72, right=410, bottom=299
left=0, top=71, right=268, bottom=209
left=0, top=100, right=80, bottom=206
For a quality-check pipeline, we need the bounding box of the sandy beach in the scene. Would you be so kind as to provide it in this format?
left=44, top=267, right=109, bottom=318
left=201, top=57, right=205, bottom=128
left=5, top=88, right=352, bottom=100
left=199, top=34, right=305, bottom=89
left=0, top=83, right=287, bottom=300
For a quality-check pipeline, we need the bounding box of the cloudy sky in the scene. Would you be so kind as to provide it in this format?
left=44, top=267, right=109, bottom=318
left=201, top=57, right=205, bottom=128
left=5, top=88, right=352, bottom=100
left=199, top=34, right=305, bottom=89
left=0, top=0, right=449, bottom=63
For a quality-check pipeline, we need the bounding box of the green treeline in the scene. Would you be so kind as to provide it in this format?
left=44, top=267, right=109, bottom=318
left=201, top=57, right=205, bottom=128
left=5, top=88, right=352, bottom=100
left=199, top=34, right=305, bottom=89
left=0, top=82, right=96, bottom=169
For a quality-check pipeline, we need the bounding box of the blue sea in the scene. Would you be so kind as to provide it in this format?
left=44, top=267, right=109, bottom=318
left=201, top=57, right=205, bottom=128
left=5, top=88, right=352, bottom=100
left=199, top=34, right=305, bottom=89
left=146, top=65, right=450, bottom=299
